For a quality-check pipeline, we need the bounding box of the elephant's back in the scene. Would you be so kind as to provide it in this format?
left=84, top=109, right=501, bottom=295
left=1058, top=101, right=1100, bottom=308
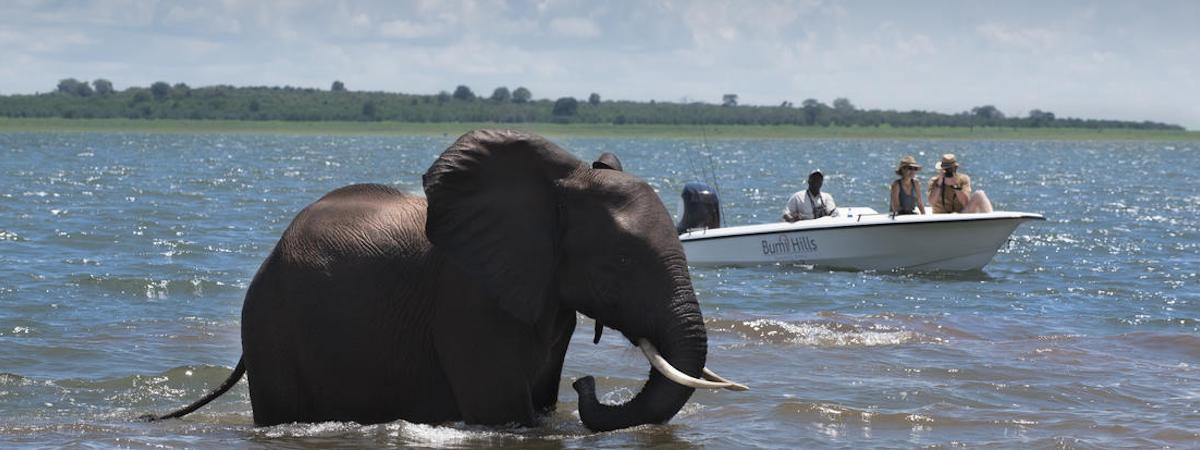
left=277, top=183, right=431, bottom=269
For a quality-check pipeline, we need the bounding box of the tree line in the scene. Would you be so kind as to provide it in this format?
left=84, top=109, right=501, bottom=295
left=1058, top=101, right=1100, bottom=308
left=0, top=78, right=1183, bottom=131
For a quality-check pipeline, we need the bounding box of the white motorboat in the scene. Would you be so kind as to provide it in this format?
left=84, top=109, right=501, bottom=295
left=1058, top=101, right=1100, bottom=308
left=675, top=183, right=1044, bottom=271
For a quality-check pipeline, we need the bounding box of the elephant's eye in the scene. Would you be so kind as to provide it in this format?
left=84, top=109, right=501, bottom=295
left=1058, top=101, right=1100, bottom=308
left=615, top=253, right=631, bottom=269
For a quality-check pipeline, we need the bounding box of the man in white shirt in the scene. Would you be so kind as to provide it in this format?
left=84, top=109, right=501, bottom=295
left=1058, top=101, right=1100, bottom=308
left=782, top=170, right=838, bottom=222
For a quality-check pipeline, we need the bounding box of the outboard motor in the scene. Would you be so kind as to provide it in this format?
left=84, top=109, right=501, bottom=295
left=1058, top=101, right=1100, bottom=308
left=676, top=182, right=721, bottom=234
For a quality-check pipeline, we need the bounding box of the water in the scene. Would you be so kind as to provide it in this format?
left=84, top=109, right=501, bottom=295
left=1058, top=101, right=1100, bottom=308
left=1, top=132, right=1197, bottom=448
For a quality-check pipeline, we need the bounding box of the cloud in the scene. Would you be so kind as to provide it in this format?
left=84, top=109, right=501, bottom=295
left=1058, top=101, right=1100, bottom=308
left=0, top=1, right=1196, bottom=128
left=378, top=19, right=445, bottom=39
left=678, top=0, right=815, bottom=48
left=0, top=27, right=92, bottom=53
left=162, top=5, right=244, bottom=34
left=976, top=23, right=1062, bottom=52
left=13, top=0, right=156, bottom=27
left=549, top=16, right=601, bottom=38
left=895, top=33, right=936, bottom=57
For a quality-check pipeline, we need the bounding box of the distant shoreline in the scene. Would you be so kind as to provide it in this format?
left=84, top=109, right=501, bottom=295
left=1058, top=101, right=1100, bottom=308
left=2, top=118, right=1197, bottom=141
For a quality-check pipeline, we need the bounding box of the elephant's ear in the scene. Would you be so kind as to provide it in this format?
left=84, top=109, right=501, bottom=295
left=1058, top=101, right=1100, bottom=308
left=423, top=129, right=583, bottom=325
left=592, top=152, right=623, bottom=171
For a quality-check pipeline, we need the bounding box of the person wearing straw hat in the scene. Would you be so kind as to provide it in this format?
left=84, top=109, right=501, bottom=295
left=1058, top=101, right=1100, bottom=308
left=782, top=170, right=838, bottom=222
left=928, top=153, right=993, bottom=214
left=890, top=156, right=926, bottom=215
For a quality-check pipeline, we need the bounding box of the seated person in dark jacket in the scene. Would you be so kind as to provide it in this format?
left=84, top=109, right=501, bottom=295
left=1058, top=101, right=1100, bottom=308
left=783, top=170, right=838, bottom=222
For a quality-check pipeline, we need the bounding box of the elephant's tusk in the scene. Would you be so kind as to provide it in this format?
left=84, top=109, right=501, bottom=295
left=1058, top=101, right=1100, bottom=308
left=638, top=339, right=750, bottom=391
left=702, top=367, right=750, bottom=391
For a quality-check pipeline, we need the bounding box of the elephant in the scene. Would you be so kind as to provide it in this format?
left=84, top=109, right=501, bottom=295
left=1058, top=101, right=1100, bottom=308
left=147, top=129, right=745, bottom=432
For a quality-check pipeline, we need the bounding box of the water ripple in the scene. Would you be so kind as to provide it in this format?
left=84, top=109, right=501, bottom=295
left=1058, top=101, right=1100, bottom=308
left=2, top=134, right=1198, bottom=448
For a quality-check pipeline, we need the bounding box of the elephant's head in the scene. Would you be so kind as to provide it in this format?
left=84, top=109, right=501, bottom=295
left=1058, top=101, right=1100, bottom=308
left=422, top=129, right=743, bottom=432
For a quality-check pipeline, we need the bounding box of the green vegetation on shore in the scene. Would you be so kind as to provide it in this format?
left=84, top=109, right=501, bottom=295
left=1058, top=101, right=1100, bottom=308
left=3, top=117, right=1198, bottom=140
left=1, top=79, right=1188, bottom=135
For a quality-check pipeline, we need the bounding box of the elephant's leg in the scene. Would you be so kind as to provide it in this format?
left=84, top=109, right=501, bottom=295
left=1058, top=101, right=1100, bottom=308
left=531, top=309, right=576, bottom=413
left=241, top=261, right=307, bottom=426
left=433, top=277, right=550, bottom=425
left=244, top=357, right=305, bottom=426
left=434, top=320, right=543, bottom=425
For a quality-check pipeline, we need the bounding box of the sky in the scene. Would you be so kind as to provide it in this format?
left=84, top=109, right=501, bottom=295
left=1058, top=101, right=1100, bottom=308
left=1, top=0, right=1197, bottom=129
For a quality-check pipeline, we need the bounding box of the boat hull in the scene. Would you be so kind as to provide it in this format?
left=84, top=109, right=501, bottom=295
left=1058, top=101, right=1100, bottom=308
left=680, top=211, right=1043, bottom=271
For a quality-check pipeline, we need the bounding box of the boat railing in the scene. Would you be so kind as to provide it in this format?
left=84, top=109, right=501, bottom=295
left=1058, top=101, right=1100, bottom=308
left=855, top=212, right=892, bottom=222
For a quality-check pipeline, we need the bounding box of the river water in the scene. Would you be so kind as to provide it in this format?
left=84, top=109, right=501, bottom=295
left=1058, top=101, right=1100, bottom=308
left=1, top=132, right=1196, bottom=449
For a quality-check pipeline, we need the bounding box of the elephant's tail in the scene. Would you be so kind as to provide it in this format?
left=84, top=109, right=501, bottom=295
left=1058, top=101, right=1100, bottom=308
left=141, top=357, right=246, bottom=422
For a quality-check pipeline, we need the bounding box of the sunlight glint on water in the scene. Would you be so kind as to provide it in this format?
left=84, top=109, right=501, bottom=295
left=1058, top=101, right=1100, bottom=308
left=0, top=133, right=1197, bottom=448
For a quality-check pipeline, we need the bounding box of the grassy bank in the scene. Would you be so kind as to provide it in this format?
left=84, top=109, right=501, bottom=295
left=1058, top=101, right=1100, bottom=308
left=1, top=117, right=1197, bottom=141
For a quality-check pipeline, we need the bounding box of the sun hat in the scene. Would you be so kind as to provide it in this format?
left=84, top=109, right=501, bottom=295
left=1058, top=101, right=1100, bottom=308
left=895, top=155, right=921, bottom=175
left=808, top=169, right=823, bottom=179
left=934, top=153, right=959, bottom=171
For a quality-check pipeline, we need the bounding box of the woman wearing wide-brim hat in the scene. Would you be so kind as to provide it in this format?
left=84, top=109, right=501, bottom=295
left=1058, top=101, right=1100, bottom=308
left=928, top=153, right=993, bottom=213
left=890, top=156, right=926, bottom=215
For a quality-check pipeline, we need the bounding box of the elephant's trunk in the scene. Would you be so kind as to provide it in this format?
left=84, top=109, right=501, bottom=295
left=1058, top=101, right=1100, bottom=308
left=573, top=286, right=707, bottom=432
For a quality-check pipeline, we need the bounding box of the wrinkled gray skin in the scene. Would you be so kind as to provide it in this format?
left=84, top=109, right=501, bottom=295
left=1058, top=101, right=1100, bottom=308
left=150, top=129, right=707, bottom=432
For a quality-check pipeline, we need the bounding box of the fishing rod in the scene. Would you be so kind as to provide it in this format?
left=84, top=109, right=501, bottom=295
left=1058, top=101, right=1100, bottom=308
left=698, top=126, right=725, bottom=227
left=685, top=139, right=703, bottom=188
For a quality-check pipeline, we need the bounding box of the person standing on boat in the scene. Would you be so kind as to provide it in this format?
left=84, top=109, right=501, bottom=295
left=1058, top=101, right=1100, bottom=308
left=928, top=154, right=993, bottom=214
left=890, top=156, right=926, bottom=215
left=783, top=170, right=838, bottom=222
